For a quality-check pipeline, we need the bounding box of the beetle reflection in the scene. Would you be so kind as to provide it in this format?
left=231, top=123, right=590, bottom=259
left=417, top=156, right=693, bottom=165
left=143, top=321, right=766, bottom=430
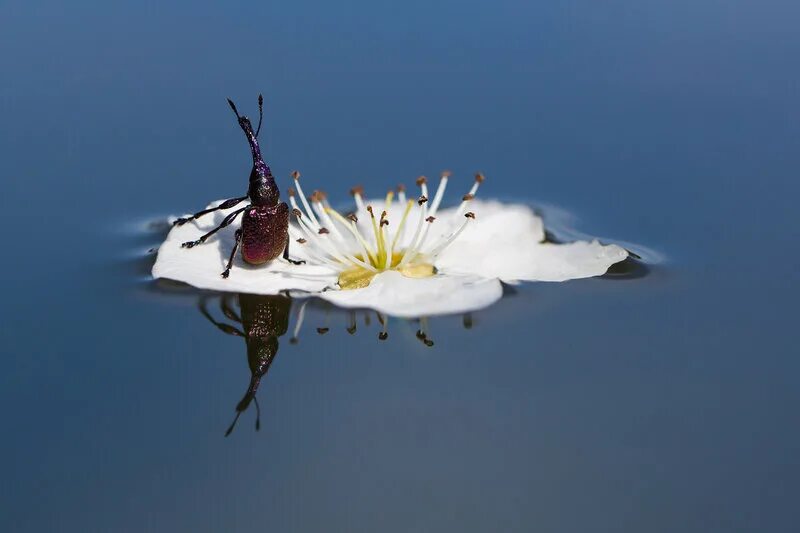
left=199, top=293, right=291, bottom=436
left=199, top=292, right=475, bottom=435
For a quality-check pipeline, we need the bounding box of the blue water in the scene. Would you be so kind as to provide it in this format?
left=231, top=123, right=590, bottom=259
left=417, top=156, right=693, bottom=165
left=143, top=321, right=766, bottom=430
left=1, top=1, right=798, bottom=531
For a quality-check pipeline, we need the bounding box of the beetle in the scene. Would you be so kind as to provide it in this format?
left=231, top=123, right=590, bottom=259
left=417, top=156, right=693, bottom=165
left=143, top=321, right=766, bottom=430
left=175, top=95, right=304, bottom=278
left=199, top=292, right=292, bottom=435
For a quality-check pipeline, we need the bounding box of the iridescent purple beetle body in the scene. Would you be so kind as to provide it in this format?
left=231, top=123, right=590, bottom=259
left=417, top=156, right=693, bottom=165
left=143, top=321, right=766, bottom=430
left=174, top=95, right=303, bottom=277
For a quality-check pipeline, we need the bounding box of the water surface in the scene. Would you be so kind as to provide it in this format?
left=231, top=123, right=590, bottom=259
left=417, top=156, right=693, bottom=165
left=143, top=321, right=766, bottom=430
left=1, top=1, right=798, bottom=532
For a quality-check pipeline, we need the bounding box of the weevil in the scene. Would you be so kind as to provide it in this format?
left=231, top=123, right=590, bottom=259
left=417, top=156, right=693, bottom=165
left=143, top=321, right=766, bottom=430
left=199, top=293, right=292, bottom=435
left=175, top=95, right=304, bottom=278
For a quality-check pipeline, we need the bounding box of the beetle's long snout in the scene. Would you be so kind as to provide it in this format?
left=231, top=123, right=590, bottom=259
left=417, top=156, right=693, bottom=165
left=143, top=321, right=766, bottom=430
left=236, top=117, right=262, bottom=162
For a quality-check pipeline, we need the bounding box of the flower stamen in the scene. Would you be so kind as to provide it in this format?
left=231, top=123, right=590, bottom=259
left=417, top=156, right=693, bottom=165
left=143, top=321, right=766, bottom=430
left=385, top=190, right=394, bottom=212
left=428, top=170, right=450, bottom=216
left=390, top=200, right=415, bottom=254
left=292, top=171, right=321, bottom=228
left=455, top=173, right=484, bottom=218
left=429, top=212, right=476, bottom=258
left=285, top=172, right=485, bottom=290
left=397, top=196, right=429, bottom=268
left=350, top=185, right=366, bottom=214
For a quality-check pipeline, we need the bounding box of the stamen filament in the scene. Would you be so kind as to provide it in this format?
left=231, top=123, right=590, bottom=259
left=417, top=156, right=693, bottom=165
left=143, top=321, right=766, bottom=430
left=406, top=215, right=436, bottom=265
left=292, top=172, right=320, bottom=228
left=429, top=171, right=450, bottom=216
left=416, top=176, right=429, bottom=201
left=324, top=207, right=379, bottom=265
left=313, top=199, right=346, bottom=241
left=397, top=197, right=428, bottom=268
left=390, top=200, right=415, bottom=252
left=379, top=220, right=390, bottom=269
left=351, top=186, right=366, bottom=214
left=368, top=206, right=386, bottom=267
left=350, top=220, right=378, bottom=266
left=294, top=215, right=344, bottom=264
left=291, top=300, right=309, bottom=342
left=294, top=213, right=374, bottom=271
left=429, top=212, right=475, bottom=258
left=288, top=227, right=330, bottom=265
left=455, top=173, right=484, bottom=218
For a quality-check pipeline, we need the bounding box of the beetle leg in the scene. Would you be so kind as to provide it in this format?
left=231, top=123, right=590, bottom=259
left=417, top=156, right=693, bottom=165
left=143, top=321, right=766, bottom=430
left=282, top=238, right=306, bottom=265
left=174, top=196, right=248, bottom=226
left=181, top=206, right=247, bottom=248
left=198, top=296, right=245, bottom=337
left=220, top=294, right=242, bottom=323
left=221, top=229, right=243, bottom=278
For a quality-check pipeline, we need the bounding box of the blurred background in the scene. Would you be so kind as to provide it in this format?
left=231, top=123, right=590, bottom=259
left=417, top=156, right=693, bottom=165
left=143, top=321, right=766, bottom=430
left=1, top=1, right=798, bottom=531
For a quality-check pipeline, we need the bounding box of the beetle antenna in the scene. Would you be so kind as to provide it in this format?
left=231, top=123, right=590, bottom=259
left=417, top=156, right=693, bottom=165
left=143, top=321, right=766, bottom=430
left=226, top=97, right=266, bottom=169
left=224, top=410, right=242, bottom=437
left=226, top=97, right=241, bottom=119
left=253, top=396, right=261, bottom=431
left=255, top=94, right=264, bottom=138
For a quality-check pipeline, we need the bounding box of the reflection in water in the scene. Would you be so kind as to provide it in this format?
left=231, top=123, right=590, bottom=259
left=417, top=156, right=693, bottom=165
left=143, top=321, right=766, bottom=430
left=199, top=293, right=291, bottom=436
left=197, top=292, right=471, bottom=435
left=136, top=209, right=652, bottom=435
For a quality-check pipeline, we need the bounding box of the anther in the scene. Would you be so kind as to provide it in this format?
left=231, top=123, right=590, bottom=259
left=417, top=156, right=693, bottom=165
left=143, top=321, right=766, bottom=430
left=462, top=193, right=474, bottom=201
left=296, top=238, right=307, bottom=244
left=416, top=176, right=427, bottom=186
left=287, top=187, right=296, bottom=197
left=381, top=219, right=390, bottom=227
left=366, top=205, right=374, bottom=215
left=465, top=212, right=475, bottom=219
left=418, top=195, right=428, bottom=205
left=474, top=172, right=485, bottom=183
left=317, top=327, right=329, bottom=335
left=426, top=216, right=436, bottom=223
left=291, top=170, right=301, bottom=180
left=318, top=227, right=330, bottom=234
left=396, top=184, right=406, bottom=192
left=378, top=332, right=388, bottom=341
left=441, top=170, right=452, bottom=178
left=347, top=213, right=358, bottom=223
left=350, top=185, right=364, bottom=196
left=292, top=208, right=302, bottom=218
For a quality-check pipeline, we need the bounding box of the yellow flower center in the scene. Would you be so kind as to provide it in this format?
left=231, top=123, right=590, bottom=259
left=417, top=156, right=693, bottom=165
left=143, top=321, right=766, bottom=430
left=338, top=252, right=436, bottom=290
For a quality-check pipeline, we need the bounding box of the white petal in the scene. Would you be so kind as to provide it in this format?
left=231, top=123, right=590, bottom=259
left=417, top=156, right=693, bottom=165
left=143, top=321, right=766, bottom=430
left=315, top=270, right=503, bottom=317
left=435, top=199, right=545, bottom=243
left=152, top=200, right=337, bottom=294
left=435, top=200, right=628, bottom=282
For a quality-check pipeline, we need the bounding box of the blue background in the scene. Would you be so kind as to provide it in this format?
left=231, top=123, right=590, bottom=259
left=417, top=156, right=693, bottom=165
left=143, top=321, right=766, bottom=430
left=1, top=1, right=798, bottom=531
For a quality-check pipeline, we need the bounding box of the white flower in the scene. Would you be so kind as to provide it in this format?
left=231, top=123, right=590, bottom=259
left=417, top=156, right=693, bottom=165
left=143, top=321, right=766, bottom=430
left=152, top=172, right=628, bottom=317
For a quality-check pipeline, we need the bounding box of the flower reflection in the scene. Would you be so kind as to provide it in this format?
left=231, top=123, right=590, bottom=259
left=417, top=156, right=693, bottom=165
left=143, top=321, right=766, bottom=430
left=197, top=292, right=475, bottom=435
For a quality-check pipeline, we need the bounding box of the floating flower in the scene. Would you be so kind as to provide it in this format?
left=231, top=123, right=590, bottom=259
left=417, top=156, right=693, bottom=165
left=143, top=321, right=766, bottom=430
left=152, top=172, right=628, bottom=316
